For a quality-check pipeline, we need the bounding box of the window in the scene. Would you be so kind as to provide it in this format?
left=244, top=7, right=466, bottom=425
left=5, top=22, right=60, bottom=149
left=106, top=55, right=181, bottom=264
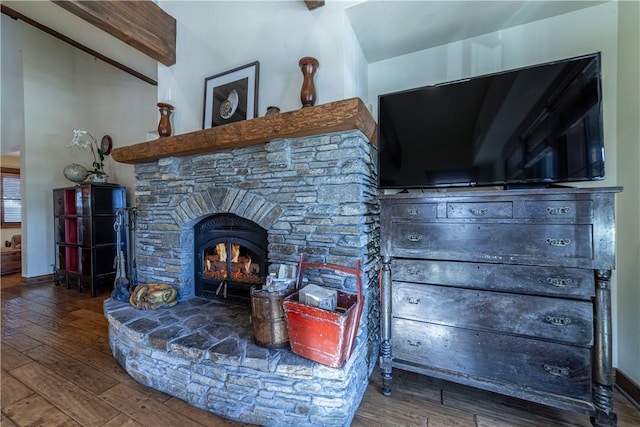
left=1, top=168, right=21, bottom=227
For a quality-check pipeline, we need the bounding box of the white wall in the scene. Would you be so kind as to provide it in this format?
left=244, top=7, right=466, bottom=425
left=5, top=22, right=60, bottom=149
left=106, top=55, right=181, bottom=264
left=368, top=1, right=640, bottom=384
left=1, top=15, right=25, bottom=257
left=1, top=14, right=25, bottom=156
left=368, top=3, right=619, bottom=190
left=368, top=3, right=621, bottom=189
left=74, top=54, right=156, bottom=203
left=21, top=23, right=77, bottom=277
left=342, top=10, right=368, bottom=109
left=13, top=20, right=156, bottom=278
left=157, top=0, right=365, bottom=135
left=615, top=0, right=640, bottom=385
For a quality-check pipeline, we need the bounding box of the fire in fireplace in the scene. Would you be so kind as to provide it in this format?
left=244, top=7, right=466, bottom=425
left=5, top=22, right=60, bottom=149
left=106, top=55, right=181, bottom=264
left=194, top=213, right=267, bottom=304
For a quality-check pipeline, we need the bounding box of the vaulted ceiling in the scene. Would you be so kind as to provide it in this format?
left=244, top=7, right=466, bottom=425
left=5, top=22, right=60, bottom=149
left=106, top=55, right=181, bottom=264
left=346, top=0, right=609, bottom=63
left=2, top=0, right=609, bottom=85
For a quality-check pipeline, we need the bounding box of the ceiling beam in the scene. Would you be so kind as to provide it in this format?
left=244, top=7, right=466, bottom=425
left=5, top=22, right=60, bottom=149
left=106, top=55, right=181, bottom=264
left=52, top=0, right=176, bottom=67
left=304, top=1, right=325, bottom=11
left=1, top=4, right=157, bottom=86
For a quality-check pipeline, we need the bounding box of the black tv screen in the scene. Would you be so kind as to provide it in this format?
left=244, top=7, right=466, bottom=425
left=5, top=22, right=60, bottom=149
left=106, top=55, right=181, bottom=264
left=378, top=53, right=605, bottom=190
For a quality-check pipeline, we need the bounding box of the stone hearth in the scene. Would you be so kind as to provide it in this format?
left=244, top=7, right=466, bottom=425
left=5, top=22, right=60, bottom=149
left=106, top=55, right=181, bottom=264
left=105, top=297, right=369, bottom=426
left=106, top=101, right=379, bottom=427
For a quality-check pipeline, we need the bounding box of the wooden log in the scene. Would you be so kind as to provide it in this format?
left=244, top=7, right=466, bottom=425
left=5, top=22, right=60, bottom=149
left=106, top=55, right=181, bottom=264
left=52, top=0, right=176, bottom=66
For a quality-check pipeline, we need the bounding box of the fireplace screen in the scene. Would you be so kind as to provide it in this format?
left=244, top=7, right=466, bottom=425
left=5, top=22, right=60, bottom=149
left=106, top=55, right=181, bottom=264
left=203, top=242, right=262, bottom=284
left=194, top=214, right=267, bottom=304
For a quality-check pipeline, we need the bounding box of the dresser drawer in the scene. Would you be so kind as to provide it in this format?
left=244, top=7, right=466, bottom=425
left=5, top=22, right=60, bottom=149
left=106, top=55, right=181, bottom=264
left=392, top=318, right=591, bottom=401
left=390, top=223, right=593, bottom=265
left=389, top=203, right=437, bottom=220
left=393, top=282, right=593, bottom=346
left=391, top=259, right=595, bottom=299
left=522, top=200, right=593, bottom=222
left=447, top=202, right=512, bottom=219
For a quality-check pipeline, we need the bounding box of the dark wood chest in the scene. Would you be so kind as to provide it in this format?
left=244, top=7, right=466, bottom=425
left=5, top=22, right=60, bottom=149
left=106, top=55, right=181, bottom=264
left=379, top=187, right=621, bottom=426
left=53, top=183, right=126, bottom=296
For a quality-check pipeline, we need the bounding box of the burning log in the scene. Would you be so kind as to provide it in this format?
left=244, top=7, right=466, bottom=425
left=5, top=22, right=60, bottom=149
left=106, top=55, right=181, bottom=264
left=216, top=243, right=227, bottom=262
left=244, top=255, right=252, bottom=274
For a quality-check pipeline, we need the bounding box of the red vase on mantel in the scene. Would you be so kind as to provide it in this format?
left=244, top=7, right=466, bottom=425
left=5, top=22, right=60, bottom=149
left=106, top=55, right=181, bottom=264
left=157, top=102, right=174, bottom=137
left=299, top=56, right=319, bottom=108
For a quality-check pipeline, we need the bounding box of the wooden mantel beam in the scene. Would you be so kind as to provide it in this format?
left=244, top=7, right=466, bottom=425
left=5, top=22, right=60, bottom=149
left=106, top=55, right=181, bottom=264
left=304, top=1, right=325, bottom=11
left=52, top=0, right=176, bottom=66
left=112, top=98, right=377, bottom=165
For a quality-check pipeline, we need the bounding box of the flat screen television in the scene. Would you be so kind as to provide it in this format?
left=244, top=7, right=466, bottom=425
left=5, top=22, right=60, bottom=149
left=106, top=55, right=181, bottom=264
left=378, top=53, right=605, bottom=190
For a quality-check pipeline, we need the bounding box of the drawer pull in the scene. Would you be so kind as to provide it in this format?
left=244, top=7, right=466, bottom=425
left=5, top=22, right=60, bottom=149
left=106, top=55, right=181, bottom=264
left=469, top=208, right=488, bottom=216
left=544, top=364, right=570, bottom=378
left=547, top=277, right=573, bottom=287
left=406, top=234, right=423, bottom=242
left=547, top=207, right=571, bottom=215
left=407, top=339, right=422, bottom=347
left=545, top=315, right=571, bottom=326
left=546, top=238, right=570, bottom=247
left=407, top=208, right=419, bottom=216
left=407, top=297, right=421, bottom=304
left=407, top=268, right=421, bottom=277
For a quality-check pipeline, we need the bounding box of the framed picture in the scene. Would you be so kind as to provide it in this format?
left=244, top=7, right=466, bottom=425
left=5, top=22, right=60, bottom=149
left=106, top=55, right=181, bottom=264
left=202, top=61, right=259, bottom=129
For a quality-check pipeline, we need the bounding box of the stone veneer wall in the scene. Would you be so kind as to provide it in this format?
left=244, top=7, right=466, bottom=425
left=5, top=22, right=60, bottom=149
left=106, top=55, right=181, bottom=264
left=106, top=297, right=372, bottom=426
left=128, top=130, right=380, bottom=423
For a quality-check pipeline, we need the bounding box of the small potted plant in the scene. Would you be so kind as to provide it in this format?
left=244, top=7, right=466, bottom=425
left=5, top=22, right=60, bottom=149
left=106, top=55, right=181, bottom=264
left=66, top=130, right=108, bottom=183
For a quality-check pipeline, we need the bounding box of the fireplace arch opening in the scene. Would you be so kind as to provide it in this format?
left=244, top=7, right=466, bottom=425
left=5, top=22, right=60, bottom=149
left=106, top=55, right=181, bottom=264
left=194, top=213, right=267, bottom=305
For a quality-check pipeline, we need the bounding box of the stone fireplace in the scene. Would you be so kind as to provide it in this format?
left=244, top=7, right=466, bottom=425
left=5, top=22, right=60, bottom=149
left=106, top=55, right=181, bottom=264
left=105, top=99, right=379, bottom=426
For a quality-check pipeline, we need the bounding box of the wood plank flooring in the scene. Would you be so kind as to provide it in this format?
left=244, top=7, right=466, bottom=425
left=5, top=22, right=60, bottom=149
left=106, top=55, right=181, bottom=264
left=2, top=273, right=639, bottom=427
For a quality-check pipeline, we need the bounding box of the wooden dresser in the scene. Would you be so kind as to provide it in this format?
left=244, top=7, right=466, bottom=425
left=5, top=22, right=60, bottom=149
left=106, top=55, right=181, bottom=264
left=379, top=187, right=621, bottom=427
left=1, top=248, right=21, bottom=275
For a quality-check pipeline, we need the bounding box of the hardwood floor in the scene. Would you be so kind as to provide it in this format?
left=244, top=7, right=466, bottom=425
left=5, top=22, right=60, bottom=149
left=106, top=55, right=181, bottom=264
left=2, top=273, right=639, bottom=427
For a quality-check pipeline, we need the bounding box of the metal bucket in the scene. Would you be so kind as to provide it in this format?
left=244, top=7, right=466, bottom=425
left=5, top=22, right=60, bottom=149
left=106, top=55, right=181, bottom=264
left=251, top=287, right=291, bottom=348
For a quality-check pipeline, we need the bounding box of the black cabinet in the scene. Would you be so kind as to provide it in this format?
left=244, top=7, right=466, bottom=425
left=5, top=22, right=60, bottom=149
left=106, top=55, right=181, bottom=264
left=379, top=187, right=621, bottom=427
left=53, top=184, right=126, bottom=296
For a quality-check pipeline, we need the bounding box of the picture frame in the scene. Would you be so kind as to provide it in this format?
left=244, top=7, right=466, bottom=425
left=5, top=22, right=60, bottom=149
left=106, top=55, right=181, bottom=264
left=202, top=61, right=260, bottom=129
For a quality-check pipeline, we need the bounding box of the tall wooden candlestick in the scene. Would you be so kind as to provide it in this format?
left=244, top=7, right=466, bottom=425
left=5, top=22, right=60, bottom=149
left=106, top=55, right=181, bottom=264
left=299, top=57, right=319, bottom=108
left=157, top=102, right=174, bottom=137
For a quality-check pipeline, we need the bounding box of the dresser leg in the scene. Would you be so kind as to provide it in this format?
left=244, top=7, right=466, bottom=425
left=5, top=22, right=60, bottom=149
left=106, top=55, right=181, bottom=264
left=380, top=257, right=393, bottom=396
left=591, top=269, right=617, bottom=427
left=380, top=339, right=392, bottom=396
left=591, top=384, right=617, bottom=426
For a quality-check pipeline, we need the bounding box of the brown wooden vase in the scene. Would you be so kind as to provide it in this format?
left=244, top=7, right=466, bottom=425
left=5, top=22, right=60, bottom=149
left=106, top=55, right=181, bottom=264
left=157, top=102, right=174, bottom=137
left=299, top=57, right=319, bottom=108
